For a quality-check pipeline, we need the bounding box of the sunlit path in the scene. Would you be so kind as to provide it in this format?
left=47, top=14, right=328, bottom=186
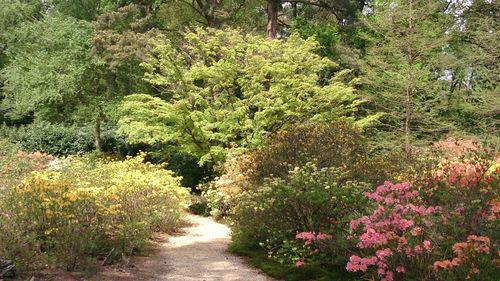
left=102, top=214, right=274, bottom=281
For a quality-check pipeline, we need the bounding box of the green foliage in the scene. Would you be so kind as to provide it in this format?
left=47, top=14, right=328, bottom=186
left=0, top=122, right=131, bottom=156
left=147, top=150, right=214, bottom=189
left=248, top=122, right=391, bottom=186
left=0, top=11, right=130, bottom=151
left=291, top=17, right=340, bottom=57
left=188, top=195, right=211, bottom=216
left=48, top=0, right=103, bottom=21
left=47, top=0, right=164, bottom=21
left=153, top=0, right=263, bottom=31
left=443, top=0, right=500, bottom=137
left=118, top=28, right=371, bottom=165
left=1, top=15, right=98, bottom=121
left=0, top=0, right=44, bottom=41
left=233, top=163, right=370, bottom=262
left=228, top=241, right=355, bottom=281
left=0, top=155, right=189, bottom=271
left=92, top=3, right=159, bottom=84
left=2, top=122, right=93, bottom=156
left=358, top=0, right=454, bottom=150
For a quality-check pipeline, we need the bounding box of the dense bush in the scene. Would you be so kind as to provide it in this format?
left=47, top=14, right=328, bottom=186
left=425, top=154, right=499, bottom=280
left=0, top=122, right=133, bottom=156
left=204, top=122, right=435, bottom=220
left=246, top=121, right=428, bottom=187
left=297, top=153, right=499, bottom=280
left=233, top=163, right=371, bottom=266
left=0, top=122, right=94, bottom=155
left=346, top=181, right=441, bottom=280
left=247, top=122, right=373, bottom=184
left=200, top=151, right=253, bottom=218
left=0, top=155, right=189, bottom=271
left=0, top=138, right=53, bottom=187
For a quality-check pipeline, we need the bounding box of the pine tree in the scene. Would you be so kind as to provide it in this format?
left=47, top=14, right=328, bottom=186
left=444, top=0, right=499, bottom=138
left=359, top=0, right=453, bottom=154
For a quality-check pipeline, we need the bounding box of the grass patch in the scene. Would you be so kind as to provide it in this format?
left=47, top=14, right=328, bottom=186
left=228, top=241, right=357, bottom=281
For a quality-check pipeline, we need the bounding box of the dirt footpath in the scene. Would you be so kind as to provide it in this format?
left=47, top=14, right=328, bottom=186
left=101, top=214, right=274, bottom=281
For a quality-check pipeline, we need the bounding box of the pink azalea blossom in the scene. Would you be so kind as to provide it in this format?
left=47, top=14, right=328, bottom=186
left=410, top=227, right=422, bottom=236
left=385, top=271, right=394, bottom=281
left=414, top=245, right=423, bottom=254
left=423, top=240, right=431, bottom=251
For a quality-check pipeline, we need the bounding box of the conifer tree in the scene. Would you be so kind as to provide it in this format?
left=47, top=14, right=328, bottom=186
left=359, top=0, right=453, bottom=153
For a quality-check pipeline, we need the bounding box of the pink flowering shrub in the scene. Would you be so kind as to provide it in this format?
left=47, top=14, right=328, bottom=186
left=345, top=152, right=499, bottom=280
left=293, top=232, right=333, bottom=266
left=296, top=231, right=333, bottom=246
left=424, top=155, right=499, bottom=280
left=433, top=235, right=499, bottom=280
left=268, top=146, right=498, bottom=279
left=347, top=181, right=440, bottom=280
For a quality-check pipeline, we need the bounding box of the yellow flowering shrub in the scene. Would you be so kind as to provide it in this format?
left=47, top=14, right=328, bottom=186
left=1, top=155, right=189, bottom=271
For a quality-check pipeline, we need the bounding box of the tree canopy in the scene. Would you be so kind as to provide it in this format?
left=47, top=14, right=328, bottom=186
left=117, top=28, right=370, bottom=164
left=0, top=0, right=497, bottom=157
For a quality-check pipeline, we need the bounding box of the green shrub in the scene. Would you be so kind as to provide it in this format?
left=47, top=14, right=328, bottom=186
left=0, top=155, right=189, bottom=271
left=247, top=122, right=392, bottom=186
left=0, top=122, right=134, bottom=156
left=202, top=122, right=429, bottom=219
left=233, top=163, right=371, bottom=265
left=1, top=121, right=94, bottom=155
left=188, top=195, right=211, bottom=216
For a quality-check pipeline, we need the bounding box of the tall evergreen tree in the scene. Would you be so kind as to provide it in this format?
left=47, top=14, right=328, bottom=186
left=359, top=0, right=453, bottom=153
left=443, top=0, right=499, bottom=137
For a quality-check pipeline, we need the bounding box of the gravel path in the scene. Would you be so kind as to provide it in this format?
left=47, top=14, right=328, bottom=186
left=101, top=214, right=274, bottom=281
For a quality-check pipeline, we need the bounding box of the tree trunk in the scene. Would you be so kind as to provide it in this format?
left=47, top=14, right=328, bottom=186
left=206, top=0, right=220, bottom=28
left=141, top=0, right=152, bottom=15
left=404, top=0, right=414, bottom=157
left=404, top=80, right=412, bottom=157
left=95, top=115, right=102, bottom=152
left=266, top=0, right=279, bottom=39
left=292, top=2, right=298, bottom=18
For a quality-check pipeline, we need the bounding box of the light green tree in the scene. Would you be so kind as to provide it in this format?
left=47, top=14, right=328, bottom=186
left=117, top=28, right=373, bottom=165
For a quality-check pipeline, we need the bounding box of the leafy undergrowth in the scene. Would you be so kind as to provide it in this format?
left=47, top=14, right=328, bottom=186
left=228, top=242, right=358, bottom=281
left=0, top=150, right=190, bottom=275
